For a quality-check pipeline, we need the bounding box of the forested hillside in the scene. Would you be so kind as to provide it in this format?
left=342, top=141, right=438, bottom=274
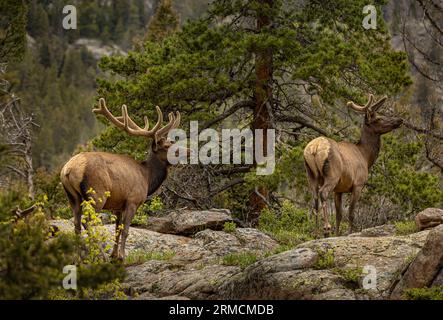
left=4, top=0, right=209, bottom=171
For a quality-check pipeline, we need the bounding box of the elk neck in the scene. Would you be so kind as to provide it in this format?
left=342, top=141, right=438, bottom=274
left=141, top=152, right=168, bottom=197
left=356, top=124, right=381, bottom=169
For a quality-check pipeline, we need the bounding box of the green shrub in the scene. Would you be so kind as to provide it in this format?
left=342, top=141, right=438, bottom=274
left=365, top=135, right=443, bottom=218
left=80, top=194, right=113, bottom=264
left=222, top=252, right=258, bottom=269
left=404, top=285, right=443, bottom=300
left=0, top=211, right=79, bottom=299
left=333, top=266, right=363, bottom=288
left=132, top=196, right=165, bottom=226
left=394, top=220, right=418, bottom=236
left=259, top=200, right=314, bottom=247
left=0, top=198, right=126, bottom=299
left=223, top=221, right=237, bottom=233
left=125, top=249, right=175, bottom=266
left=0, top=183, right=33, bottom=222
left=132, top=211, right=149, bottom=226
left=313, top=249, right=335, bottom=270
left=34, top=168, right=73, bottom=219
left=148, top=196, right=164, bottom=211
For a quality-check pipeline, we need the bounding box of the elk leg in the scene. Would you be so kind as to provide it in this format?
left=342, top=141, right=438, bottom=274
left=111, top=212, right=122, bottom=260
left=304, top=163, right=319, bottom=232
left=314, top=196, right=319, bottom=236
left=312, top=191, right=319, bottom=228
left=74, top=210, right=82, bottom=235
left=118, top=204, right=137, bottom=261
left=308, top=187, right=320, bottom=237
left=69, top=196, right=81, bottom=235
left=319, top=187, right=333, bottom=237
left=334, top=192, right=342, bottom=236
left=320, top=200, right=331, bottom=237
left=63, top=186, right=82, bottom=234
left=319, top=177, right=340, bottom=237
left=348, top=187, right=362, bottom=234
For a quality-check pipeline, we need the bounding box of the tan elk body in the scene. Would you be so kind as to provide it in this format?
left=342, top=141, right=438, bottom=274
left=60, top=98, right=186, bottom=260
left=303, top=95, right=403, bottom=236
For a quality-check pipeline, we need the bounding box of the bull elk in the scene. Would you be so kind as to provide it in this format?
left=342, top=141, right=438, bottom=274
left=303, top=94, right=403, bottom=236
left=60, top=98, right=188, bottom=260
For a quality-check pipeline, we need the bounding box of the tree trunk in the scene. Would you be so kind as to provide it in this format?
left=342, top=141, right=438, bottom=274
left=24, top=137, right=34, bottom=200
left=249, top=0, right=274, bottom=225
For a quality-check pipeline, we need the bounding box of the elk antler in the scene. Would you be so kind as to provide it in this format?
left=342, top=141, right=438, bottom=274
left=347, top=94, right=388, bottom=114
left=155, top=111, right=181, bottom=139
left=93, top=98, right=179, bottom=138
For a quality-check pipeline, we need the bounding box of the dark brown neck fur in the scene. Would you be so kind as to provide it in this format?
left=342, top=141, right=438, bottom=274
left=141, top=153, right=168, bottom=197
left=356, top=124, right=381, bottom=169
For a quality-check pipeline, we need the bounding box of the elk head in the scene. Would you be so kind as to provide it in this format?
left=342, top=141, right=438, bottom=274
left=93, top=98, right=187, bottom=164
left=347, top=94, right=403, bottom=135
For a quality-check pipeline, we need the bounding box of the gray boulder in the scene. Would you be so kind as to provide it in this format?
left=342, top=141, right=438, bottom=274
left=219, top=231, right=430, bottom=300
left=140, top=209, right=234, bottom=235
left=390, top=224, right=443, bottom=299
left=349, top=224, right=396, bottom=237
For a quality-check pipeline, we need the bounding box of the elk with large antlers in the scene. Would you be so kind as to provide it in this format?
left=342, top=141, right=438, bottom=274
left=303, top=94, right=403, bottom=236
left=60, top=98, right=188, bottom=260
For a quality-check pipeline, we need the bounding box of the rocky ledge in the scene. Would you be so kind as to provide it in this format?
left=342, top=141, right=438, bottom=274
left=50, top=208, right=443, bottom=300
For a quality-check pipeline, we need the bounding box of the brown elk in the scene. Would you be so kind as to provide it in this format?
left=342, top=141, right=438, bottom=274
left=303, top=94, right=403, bottom=236
left=60, top=98, right=188, bottom=260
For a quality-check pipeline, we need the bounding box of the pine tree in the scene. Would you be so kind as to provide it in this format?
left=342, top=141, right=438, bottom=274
left=96, top=0, right=412, bottom=224
left=0, top=0, right=27, bottom=63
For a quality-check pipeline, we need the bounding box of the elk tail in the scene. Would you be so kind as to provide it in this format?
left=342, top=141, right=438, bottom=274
left=303, top=137, right=331, bottom=179
left=304, top=152, right=319, bottom=178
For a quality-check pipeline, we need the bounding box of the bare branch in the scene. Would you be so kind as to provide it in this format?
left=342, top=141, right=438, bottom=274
left=201, top=100, right=254, bottom=130
left=403, top=121, right=443, bottom=141
left=275, top=114, right=329, bottom=136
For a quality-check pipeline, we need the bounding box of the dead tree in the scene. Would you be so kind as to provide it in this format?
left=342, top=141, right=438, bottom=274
left=0, top=63, right=36, bottom=198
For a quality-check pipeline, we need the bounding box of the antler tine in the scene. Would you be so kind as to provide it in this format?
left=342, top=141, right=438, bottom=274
left=116, top=111, right=145, bottom=131
left=93, top=98, right=164, bottom=138
left=369, top=95, right=388, bottom=113
left=155, top=112, right=176, bottom=138
left=149, top=106, right=163, bottom=133
left=346, top=94, right=374, bottom=113
left=172, top=111, right=181, bottom=129
left=93, top=98, right=126, bottom=129
left=121, top=104, right=165, bottom=137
